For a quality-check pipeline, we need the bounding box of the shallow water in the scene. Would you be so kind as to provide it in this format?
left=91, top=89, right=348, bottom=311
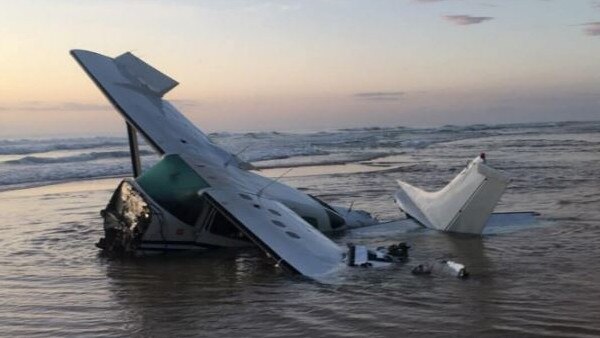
left=1, top=121, right=599, bottom=337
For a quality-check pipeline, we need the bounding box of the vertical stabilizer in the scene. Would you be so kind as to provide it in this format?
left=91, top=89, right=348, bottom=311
left=394, top=155, right=510, bottom=234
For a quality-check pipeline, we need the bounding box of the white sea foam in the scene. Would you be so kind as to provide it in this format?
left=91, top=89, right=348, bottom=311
left=1, top=121, right=598, bottom=189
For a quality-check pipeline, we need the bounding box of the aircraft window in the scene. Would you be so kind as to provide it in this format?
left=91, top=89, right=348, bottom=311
left=308, top=194, right=345, bottom=229
left=253, top=204, right=261, bottom=209
left=136, top=154, right=210, bottom=225
left=208, top=208, right=249, bottom=242
left=308, top=194, right=336, bottom=211
left=269, top=209, right=281, bottom=216
left=180, top=139, right=187, bottom=144
left=272, top=220, right=286, bottom=228
left=327, top=210, right=346, bottom=229
left=286, top=231, right=300, bottom=239
left=239, top=193, right=252, bottom=200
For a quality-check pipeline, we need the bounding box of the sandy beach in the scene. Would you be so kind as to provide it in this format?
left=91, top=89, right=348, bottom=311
left=1, top=122, right=600, bottom=336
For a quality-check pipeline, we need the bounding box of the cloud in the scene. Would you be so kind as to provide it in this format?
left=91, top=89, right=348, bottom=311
left=414, top=0, right=446, bottom=2
left=353, top=91, right=405, bottom=101
left=443, top=15, right=493, bottom=26
left=0, top=100, right=205, bottom=112
left=0, top=101, right=111, bottom=112
left=241, top=1, right=301, bottom=13
left=582, top=22, right=600, bottom=36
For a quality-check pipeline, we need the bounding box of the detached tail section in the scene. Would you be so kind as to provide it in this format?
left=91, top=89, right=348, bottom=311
left=394, top=155, right=510, bottom=234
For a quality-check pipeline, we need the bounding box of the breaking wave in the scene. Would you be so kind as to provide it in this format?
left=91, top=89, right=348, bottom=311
left=0, top=137, right=128, bottom=155
left=1, top=120, right=599, bottom=189
left=4, top=150, right=156, bottom=165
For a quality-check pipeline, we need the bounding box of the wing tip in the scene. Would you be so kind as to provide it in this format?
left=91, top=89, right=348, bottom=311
left=70, top=49, right=114, bottom=62
left=70, top=49, right=92, bottom=57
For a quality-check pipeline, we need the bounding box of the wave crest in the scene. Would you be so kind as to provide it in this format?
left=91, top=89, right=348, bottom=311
left=4, top=150, right=155, bottom=165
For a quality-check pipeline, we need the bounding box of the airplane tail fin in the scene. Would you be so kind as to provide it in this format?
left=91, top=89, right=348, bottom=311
left=394, top=155, right=510, bottom=234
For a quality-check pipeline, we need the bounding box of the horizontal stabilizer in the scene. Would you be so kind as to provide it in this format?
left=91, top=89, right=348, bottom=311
left=350, top=212, right=539, bottom=237
left=394, top=155, right=510, bottom=234
left=115, top=52, right=178, bottom=97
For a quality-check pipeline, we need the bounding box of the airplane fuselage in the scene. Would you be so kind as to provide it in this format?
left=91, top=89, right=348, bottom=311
left=99, top=154, right=375, bottom=254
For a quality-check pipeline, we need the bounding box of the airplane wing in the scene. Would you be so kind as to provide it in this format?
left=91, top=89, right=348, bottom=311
left=70, top=50, right=235, bottom=167
left=202, top=188, right=346, bottom=279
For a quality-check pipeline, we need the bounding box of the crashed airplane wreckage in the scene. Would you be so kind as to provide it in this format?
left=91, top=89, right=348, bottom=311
left=395, top=153, right=511, bottom=235
left=72, top=50, right=535, bottom=280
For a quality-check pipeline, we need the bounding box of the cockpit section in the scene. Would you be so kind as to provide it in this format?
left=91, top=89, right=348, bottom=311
left=135, top=154, right=210, bottom=226
left=99, top=154, right=254, bottom=253
left=97, top=154, right=369, bottom=254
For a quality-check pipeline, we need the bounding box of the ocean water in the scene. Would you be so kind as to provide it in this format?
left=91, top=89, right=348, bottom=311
left=0, top=120, right=599, bottom=337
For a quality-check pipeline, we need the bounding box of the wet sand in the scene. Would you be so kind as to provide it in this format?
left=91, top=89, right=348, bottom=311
left=1, top=129, right=600, bottom=337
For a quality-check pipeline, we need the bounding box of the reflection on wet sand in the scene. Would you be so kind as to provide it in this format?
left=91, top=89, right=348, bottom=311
left=2, top=126, right=600, bottom=336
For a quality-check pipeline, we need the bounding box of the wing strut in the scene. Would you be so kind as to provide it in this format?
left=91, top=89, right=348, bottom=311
left=126, top=122, right=142, bottom=177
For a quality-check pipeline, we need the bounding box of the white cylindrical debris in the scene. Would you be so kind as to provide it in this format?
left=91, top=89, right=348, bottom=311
left=412, top=260, right=469, bottom=278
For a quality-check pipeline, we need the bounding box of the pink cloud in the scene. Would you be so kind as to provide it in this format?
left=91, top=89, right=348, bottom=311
left=582, top=22, right=600, bottom=36
left=443, top=15, right=493, bottom=26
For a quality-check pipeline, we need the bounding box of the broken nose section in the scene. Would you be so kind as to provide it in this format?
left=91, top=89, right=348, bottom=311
left=97, top=181, right=152, bottom=255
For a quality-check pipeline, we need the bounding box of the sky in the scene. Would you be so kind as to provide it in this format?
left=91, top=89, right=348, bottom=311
left=1, top=0, right=599, bottom=137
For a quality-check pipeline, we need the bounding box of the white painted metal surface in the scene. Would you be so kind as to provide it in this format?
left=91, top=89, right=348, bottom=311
left=72, top=50, right=535, bottom=279
left=71, top=50, right=232, bottom=164
left=70, top=50, right=361, bottom=234
left=204, top=188, right=345, bottom=278
left=394, top=155, right=510, bottom=234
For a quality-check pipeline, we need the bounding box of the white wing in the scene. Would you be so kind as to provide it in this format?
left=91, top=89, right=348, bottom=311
left=72, top=50, right=334, bottom=231
left=71, top=49, right=234, bottom=167
left=203, top=188, right=345, bottom=279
